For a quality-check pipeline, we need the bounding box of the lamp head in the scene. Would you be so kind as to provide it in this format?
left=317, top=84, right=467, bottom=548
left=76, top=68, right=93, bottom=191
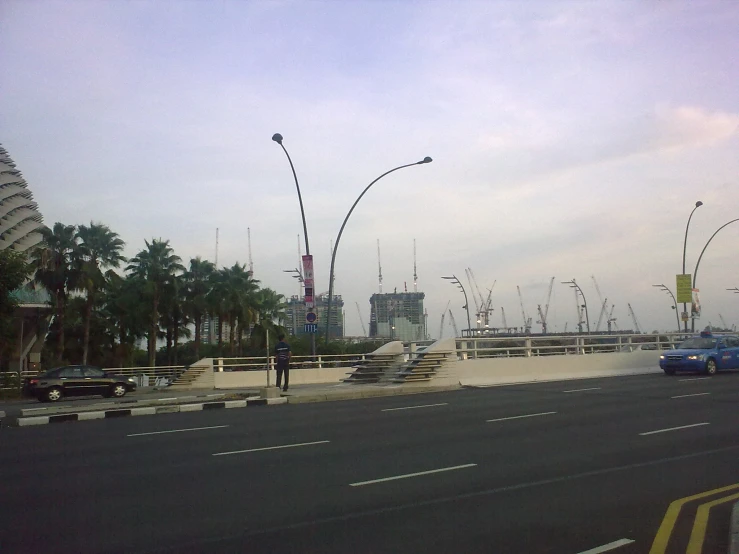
left=272, top=133, right=283, bottom=144
left=695, top=201, right=703, bottom=208
left=418, top=156, right=433, bottom=164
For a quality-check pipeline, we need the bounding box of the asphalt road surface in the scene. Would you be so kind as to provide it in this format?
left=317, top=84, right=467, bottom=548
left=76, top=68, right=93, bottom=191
left=1, top=372, right=738, bottom=554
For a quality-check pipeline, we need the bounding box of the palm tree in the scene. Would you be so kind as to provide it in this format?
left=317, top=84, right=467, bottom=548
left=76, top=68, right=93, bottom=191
left=101, top=272, right=146, bottom=367
left=31, top=223, right=79, bottom=362
left=184, top=257, right=215, bottom=360
left=206, top=268, right=229, bottom=357
left=126, top=239, right=184, bottom=367
left=250, top=288, right=287, bottom=351
left=76, top=222, right=126, bottom=365
left=223, top=263, right=260, bottom=355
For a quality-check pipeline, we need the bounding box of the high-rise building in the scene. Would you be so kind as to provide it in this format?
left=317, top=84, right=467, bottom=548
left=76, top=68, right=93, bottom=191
left=369, top=292, right=426, bottom=341
left=285, top=293, right=344, bottom=338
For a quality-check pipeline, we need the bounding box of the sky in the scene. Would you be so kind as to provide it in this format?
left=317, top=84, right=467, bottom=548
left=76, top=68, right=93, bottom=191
left=2, top=0, right=738, bottom=336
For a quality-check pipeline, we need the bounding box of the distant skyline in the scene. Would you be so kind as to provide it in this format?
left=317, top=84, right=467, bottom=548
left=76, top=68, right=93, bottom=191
left=2, top=0, right=738, bottom=335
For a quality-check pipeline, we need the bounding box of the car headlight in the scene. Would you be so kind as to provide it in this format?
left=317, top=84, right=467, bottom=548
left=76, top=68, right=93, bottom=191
left=659, top=355, right=665, bottom=359
left=127, top=377, right=136, bottom=382
left=687, top=355, right=703, bottom=361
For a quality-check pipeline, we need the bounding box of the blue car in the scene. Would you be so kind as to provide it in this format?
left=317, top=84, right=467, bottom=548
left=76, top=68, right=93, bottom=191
left=659, top=332, right=739, bottom=375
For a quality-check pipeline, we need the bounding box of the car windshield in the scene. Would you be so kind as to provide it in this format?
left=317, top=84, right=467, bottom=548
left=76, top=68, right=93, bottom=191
left=677, top=338, right=717, bottom=349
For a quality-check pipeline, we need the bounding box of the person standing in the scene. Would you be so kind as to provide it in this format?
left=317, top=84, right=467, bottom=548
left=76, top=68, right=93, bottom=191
left=275, top=333, right=291, bottom=392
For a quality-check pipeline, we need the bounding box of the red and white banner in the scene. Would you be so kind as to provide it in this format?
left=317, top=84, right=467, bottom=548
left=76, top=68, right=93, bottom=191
left=302, top=255, right=314, bottom=308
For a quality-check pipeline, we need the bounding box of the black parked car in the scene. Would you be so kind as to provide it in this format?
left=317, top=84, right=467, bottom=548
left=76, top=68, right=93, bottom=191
left=23, top=365, right=137, bottom=402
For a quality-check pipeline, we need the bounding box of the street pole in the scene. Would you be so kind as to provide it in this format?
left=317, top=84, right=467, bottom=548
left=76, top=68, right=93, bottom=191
left=325, top=157, right=433, bottom=344
left=442, top=275, right=472, bottom=337
left=562, top=279, right=590, bottom=333
left=682, top=201, right=703, bottom=332
left=691, top=217, right=739, bottom=332
left=272, top=133, right=315, bottom=357
left=653, top=284, right=681, bottom=332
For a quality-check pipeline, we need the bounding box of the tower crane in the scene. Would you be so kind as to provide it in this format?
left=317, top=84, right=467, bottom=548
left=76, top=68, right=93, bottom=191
left=607, top=304, right=617, bottom=332
left=448, top=309, right=460, bottom=337
left=247, top=227, right=254, bottom=275
left=501, top=306, right=508, bottom=330
left=468, top=268, right=487, bottom=313
left=536, top=277, right=555, bottom=333
left=439, top=300, right=451, bottom=340
left=479, top=281, right=496, bottom=326
left=377, top=239, right=383, bottom=293
left=413, top=239, right=418, bottom=293
left=355, top=302, right=367, bottom=336
left=464, top=269, right=481, bottom=318
left=719, top=314, right=728, bottom=330
left=517, top=286, right=532, bottom=333
left=595, top=297, right=609, bottom=332
left=628, top=303, right=642, bottom=333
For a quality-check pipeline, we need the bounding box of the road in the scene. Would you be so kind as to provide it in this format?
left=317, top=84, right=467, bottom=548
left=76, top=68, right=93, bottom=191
left=1, top=372, right=738, bottom=554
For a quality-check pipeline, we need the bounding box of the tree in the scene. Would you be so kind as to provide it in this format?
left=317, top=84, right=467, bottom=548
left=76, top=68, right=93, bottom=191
left=75, top=222, right=126, bottom=364
left=0, top=249, right=33, bottom=366
left=126, top=239, right=184, bottom=367
left=103, top=271, right=147, bottom=367
left=222, top=263, right=260, bottom=355
left=250, top=288, right=287, bottom=351
left=31, top=223, right=79, bottom=362
left=184, top=257, right=215, bottom=360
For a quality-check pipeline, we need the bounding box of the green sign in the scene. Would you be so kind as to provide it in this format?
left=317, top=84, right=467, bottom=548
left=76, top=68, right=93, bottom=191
left=676, top=274, right=692, bottom=303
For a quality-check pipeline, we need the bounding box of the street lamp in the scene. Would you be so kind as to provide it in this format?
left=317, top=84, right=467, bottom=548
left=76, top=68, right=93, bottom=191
left=561, top=279, right=590, bottom=333
left=324, top=157, right=433, bottom=344
left=652, top=284, right=680, bottom=332
left=691, top=217, right=739, bottom=331
left=681, top=200, right=703, bottom=332
left=273, top=133, right=315, bottom=356
left=728, top=287, right=739, bottom=294
left=442, top=275, right=472, bottom=336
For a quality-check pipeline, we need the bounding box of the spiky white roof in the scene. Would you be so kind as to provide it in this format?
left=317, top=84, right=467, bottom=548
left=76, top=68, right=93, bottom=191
left=0, top=144, right=44, bottom=252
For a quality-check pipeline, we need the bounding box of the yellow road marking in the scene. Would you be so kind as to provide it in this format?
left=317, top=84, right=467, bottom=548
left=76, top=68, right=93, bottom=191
left=685, top=492, right=739, bottom=554
left=649, top=483, right=739, bottom=554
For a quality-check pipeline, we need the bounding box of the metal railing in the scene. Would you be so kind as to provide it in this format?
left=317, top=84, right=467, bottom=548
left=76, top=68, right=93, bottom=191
left=213, top=353, right=369, bottom=372
left=454, top=332, right=701, bottom=359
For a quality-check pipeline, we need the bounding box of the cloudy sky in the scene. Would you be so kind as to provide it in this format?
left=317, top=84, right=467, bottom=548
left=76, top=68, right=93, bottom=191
left=2, top=0, right=738, bottom=336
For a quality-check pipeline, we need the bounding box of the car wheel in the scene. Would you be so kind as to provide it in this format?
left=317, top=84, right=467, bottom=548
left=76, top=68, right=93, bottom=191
left=45, top=387, right=63, bottom=402
left=706, top=358, right=717, bottom=375
left=663, top=368, right=675, bottom=375
left=111, top=384, right=127, bottom=398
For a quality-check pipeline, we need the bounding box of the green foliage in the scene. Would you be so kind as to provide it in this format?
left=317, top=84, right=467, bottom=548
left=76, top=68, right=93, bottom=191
left=0, top=249, right=32, bottom=354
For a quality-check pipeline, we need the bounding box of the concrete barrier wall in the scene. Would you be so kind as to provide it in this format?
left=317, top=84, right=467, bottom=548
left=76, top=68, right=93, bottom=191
left=454, top=350, right=661, bottom=386
left=214, top=367, right=350, bottom=389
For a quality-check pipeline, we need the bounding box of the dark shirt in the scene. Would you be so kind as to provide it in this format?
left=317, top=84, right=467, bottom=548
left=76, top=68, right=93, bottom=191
left=275, top=341, right=291, bottom=366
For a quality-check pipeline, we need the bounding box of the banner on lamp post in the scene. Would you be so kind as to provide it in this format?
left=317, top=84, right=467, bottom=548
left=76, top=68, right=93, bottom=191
left=302, top=255, right=314, bottom=309
left=691, top=288, right=701, bottom=320
left=676, top=274, right=692, bottom=303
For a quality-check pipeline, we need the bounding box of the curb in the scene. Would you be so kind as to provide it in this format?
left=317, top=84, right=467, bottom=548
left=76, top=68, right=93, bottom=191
left=6, top=397, right=287, bottom=427
left=730, top=501, right=739, bottom=554
left=285, top=385, right=461, bottom=404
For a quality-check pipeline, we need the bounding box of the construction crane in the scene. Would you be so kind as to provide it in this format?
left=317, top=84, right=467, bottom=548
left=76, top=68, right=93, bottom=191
left=377, top=239, right=383, bottom=293
left=595, top=297, right=609, bottom=332
left=355, top=302, right=367, bottom=336
left=439, top=300, right=451, bottom=339
left=464, top=269, right=481, bottom=317
left=607, top=304, right=617, bottom=332
left=536, top=277, right=555, bottom=333
left=468, top=268, right=487, bottom=311
left=719, top=314, right=728, bottom=330
left=448, top=309, right=460, bottom=337
left=247, top=227, right=254, bottom=275
left=592, top=275, right=604, bottom=305
left=517, top=286, right=532, bottom=333
left=413, top=239, right=418, bottom=293
left=501, top=306, right=508, bottom=330
left=628, top=303, right=641, bottom=333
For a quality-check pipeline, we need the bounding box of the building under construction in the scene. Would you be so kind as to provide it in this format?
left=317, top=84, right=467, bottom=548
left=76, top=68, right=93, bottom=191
left=284, top=293, right=344, bottom=338
left=369, top=292, right=426, bottom=341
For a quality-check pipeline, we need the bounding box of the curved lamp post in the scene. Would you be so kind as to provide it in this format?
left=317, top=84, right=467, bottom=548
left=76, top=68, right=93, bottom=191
left=442, top=275, right=472, bottom=336
left=562, top=279, right=590, bottom=333
left=652, top=284, right=680, bottom=332
left=273, top=133, right=315, bottom=357
left=681, top=201, right=703, bottom=332
left=324, top=157, right=433, bottom=343
left=691, top=217, right=739, bottom=331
